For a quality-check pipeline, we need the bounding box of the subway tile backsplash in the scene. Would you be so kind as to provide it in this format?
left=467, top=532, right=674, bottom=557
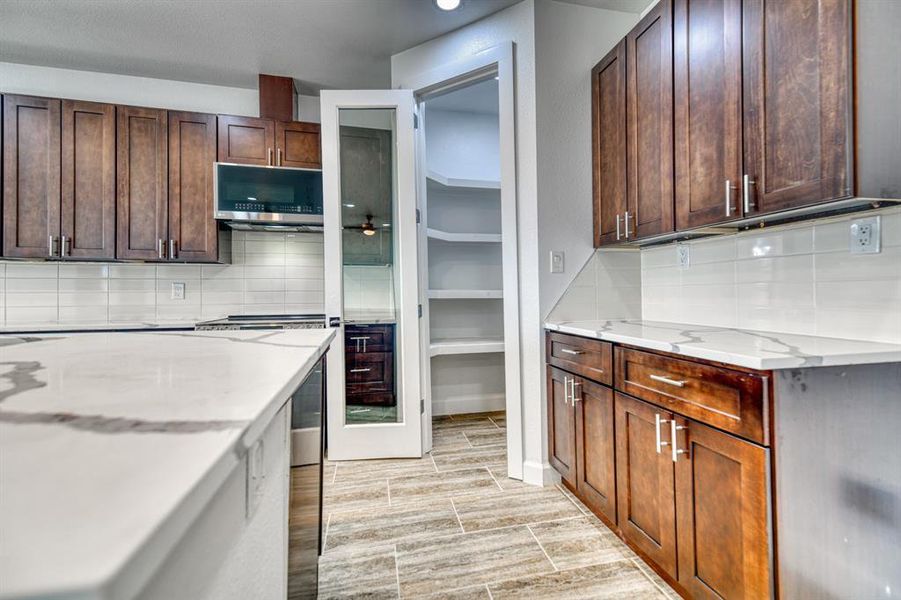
left=0, top=231, right=325, bottom=329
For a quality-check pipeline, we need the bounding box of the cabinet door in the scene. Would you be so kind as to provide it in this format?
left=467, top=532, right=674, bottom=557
left=169, top=111, right=218, bottom=262
left=742, top=0, right=852, bottom=215
left=675, top=417, right=771, bottom=599
left=574, top=377, right=616, bottom=524
left=627, top=0, right=674, bottom=240
left=217, top=115, right=275, bottom=166
left=674, top=0, right=744, bottom=229
left=2, top=95, right=61, bottom=258
left=547, top=366, right=577, bottom=486
left=117, top=106, right=168, bottom=260
left=614, top=392, right=678, bottom=578
left=591, top=40, right=628, bottom=247
left=61, top=100, right=115, bottom=259
left=276, top=121, right=321, bottom=168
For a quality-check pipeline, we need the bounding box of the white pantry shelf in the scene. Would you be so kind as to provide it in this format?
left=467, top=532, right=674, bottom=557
left=427, top=228, right=502, bottom=243
left=427, top=289, right=503, bottom=300
left=429, top=338, right=505, bottom=357
left=427, top=169, right=501, bottom=190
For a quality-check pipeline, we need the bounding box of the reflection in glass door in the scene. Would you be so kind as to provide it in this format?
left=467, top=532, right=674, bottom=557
left=338, top=109, right=401, bottom=425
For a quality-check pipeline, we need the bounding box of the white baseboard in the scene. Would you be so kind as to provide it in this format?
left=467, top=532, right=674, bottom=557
left=522, top=460, right=559, bottom=487
left=432, top=393, right=506, bottom=416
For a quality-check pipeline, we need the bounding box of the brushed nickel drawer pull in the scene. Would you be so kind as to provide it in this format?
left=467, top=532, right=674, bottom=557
left=650, top=374, right=686, bottom=388
left=563, top=376, right=570, bottom=405
left=571, top=381, right=582, bottom=403
left=350, top=368, right=371, bottom=374
left=655, top=413, right=670, bottom=454
left=671, top=420, right=689, bottom=463
left=560, top=348, right=583, bottom=356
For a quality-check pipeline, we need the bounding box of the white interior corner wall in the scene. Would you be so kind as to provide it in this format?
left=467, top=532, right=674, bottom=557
left=546, top=249, right=642, bottom=323
left=425, top=109, right=501, bottom=183
left=534, top=0, right=640, bottom=319
left=391, top=0, right=542, bottom=483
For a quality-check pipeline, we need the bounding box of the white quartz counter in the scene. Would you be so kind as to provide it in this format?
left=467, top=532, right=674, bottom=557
left=546, top=319, right=901, bottom=370
left=0, top=328, right=335, bottom=600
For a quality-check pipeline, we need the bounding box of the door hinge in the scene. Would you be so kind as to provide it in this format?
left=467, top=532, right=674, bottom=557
left=421, top=398, right=425, bottom=414
left=416, top=208, right=421, bottom=224
left=413, top=112, right=420, bottom=129
left=418, top=303, right=422, bottom=318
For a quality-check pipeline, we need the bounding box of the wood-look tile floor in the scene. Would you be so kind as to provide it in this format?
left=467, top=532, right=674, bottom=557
left=312, top=412, right=679, bottom=599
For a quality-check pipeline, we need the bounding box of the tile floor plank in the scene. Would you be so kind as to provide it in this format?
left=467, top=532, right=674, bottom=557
left=528, top=517, right=632, bottom=570
left=324, top=501, right=461, bottom=553
left=452, top=486, right=584, bottom=532
left=487, top=560, right=668, bottom=599
left=388, top=467, right=501, bottom=506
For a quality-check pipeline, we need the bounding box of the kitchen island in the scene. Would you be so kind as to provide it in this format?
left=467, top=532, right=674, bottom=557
left=0, top=328, right=334, bottom=600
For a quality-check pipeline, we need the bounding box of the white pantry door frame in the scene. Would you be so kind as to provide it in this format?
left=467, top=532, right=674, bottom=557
left=403, top=42, right=523, bottom=481
left=320, top=89, right=423, bottom=460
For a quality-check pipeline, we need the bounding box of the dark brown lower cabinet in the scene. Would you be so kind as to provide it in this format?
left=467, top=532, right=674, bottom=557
left=574, top=377, right=617, bottom=524
left=674, top=418, right=771, bottom=599
left=345, top=324, right=396, bottom=407
left=614, top=392, right=678, bottom=578
left=547, top=366, right=577, bottom=486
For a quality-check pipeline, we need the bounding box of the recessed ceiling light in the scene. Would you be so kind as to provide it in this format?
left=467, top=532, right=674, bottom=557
left=435, top=0, right=461, bottom=11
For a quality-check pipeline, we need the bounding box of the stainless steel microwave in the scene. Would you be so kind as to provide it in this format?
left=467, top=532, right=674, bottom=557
left=214, top=162, right=323, bottom=230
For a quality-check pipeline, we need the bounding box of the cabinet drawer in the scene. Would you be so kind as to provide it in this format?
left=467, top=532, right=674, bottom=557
left=546, top=332, right=612, bottom=385
left=345, top=324, right=394, bottom=354
left=346, top=352, right=394, bottom=394
left=615, top=347, right=767, bottom=445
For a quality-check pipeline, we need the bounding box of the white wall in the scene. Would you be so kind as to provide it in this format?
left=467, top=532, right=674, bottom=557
left=392, top=0, right=546, bottom=483
left=534, top=0, right=640, bottom=317
left=547, top=249, right=642, bottom=322
left=425, top=108, right=501, bottom=182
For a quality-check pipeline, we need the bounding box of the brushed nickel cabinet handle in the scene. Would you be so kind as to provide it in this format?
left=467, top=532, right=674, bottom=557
left=563, top=376, right=570, bottom=406
left=63, top=236, right=71, bottom=257
left=725, top=179, right=733, bottom=216
left=267, top=147, right=273, bottom=166
left=158, top=239, right=166, bottom=260
left=671, top=420, right=689, bottom=463
left=169, top=239, right=177, bottom=260
left=277, top=148, right=283, bottom=166
left=560, top=348, right=583, bottom=356
left=624, top=211, right=631, bottom=239
left=743, top=174, right=755, bottom=213
left=615, top=214, right=621, bottom=240
left=655, top=413, right=670, bottom=454
left=571, top=381, right=581, bottom=403
left=48, top=235, right=58, bottom=257
left=650, top=374, right=687, bottom=388
left=349, top=368, right=371, bottom=373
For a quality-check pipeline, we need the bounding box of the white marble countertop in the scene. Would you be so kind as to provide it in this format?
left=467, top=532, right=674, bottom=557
left=0, top=321, right=198, bottom=333
left=0, top=328, right=335, bottom=600
left=545, top=319, right=901, bottom=370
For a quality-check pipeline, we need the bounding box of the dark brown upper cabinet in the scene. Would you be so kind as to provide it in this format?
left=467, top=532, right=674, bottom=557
left=673, top=0, right=744, bottom=230
left=276, top=121, right=321, bottom=168
left=217, top=115, right=275, bottom=166
left=218, top=115, right=321, bottom=168
left=626, top=0, right=674, bottom=240
left=169, top=111, right=218, bottom=262
left=61, top=100, right=116, bottom=259
left=2, top=95, right=61, bottom=258
left=591, top=40, right=628, bottom=247
left=117, top=105, right=168, bottom=261
left=741, top=0, right=853, bottom=215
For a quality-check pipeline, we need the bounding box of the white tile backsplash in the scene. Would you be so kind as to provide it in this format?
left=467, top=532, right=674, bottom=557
left=0, top=231, right=325, bottom=328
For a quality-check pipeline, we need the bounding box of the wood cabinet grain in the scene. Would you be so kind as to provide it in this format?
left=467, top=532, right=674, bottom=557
left=2, top=95, right=61, bottom=258
left=674, top=418, right=771, bottom=598
left=626, top=0, right=674, bottom=240
left=574, top=377, right=617, bottom=524
left=61, top=99, right=116, bottom=259
left=614, top=392, right=678, bottom=579
left=673, top=0, right=744, bottom=229
left=217, top=115, right=275, bottom=166
left=276, top=121, right=321, bottom=168
left=168, top=111, right=218, bottom=262
left=547, top=366, right=577, bottom=486
left=117, top=105, right=168, bottom=260
left=742, top=0, right=853, bottom=215
left=591, top=40, right=628, bottom=247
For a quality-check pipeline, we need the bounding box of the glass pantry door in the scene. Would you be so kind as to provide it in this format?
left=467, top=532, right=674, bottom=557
left=320, top=90, right=422, bottom=460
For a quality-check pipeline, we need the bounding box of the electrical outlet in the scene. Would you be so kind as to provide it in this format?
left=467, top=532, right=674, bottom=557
left=677, top=244, right=691, bottom=268
left=550, top=250, right=565, bottom=273
left=849, top=216, right=881, bottom=254
left=170, top=282, right=186, bottom=300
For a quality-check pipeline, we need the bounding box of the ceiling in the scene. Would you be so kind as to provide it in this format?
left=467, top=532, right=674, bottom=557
left=426, top=78, right=499, bottom=115
left=0, top=0, right=522, bottom=93
left=557, top=0, right=655, bottom=12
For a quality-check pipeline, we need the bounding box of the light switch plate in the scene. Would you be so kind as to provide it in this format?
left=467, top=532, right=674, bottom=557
left=677, top=244, right=690, bottom=268
left=849, top=216, right=880, bottom=254
left=170, top=282, right=186, bottom=300
left=550, top=250, right=565, bottom=273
